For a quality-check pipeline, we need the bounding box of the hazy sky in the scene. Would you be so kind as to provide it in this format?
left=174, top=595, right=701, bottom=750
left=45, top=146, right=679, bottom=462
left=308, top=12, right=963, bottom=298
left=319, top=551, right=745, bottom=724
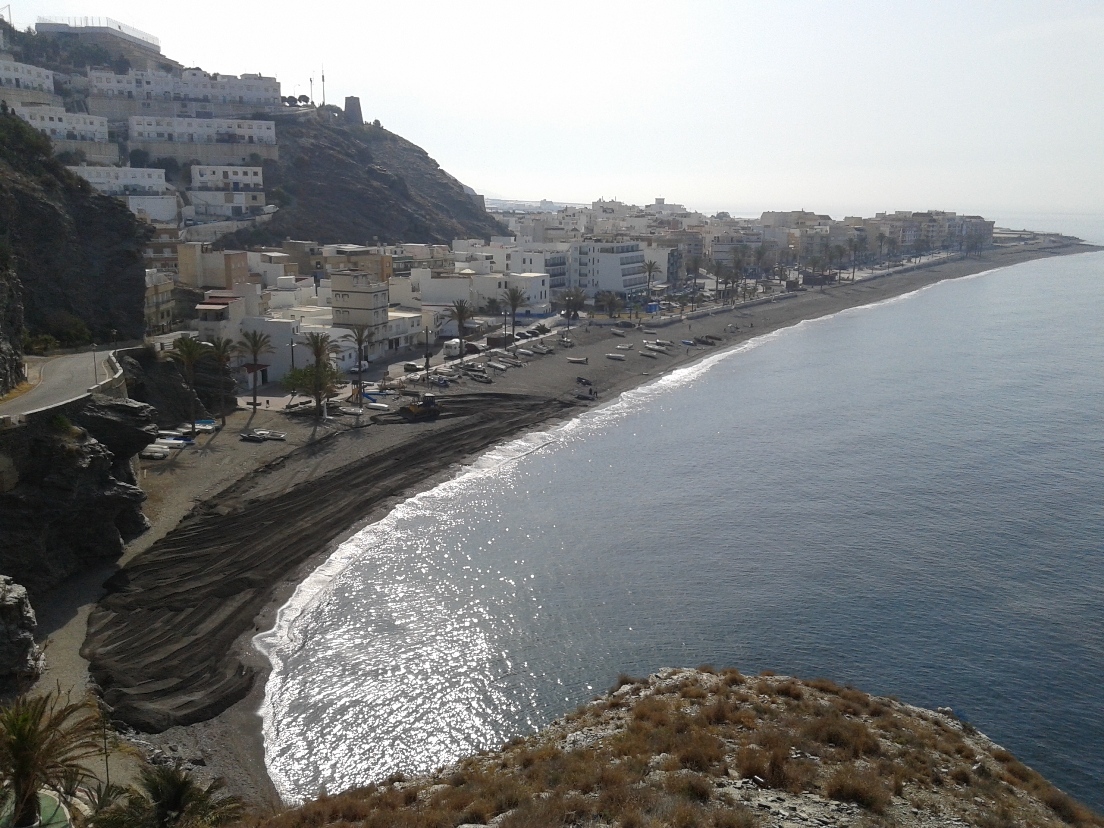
left=11, top=1, right=1104, bottom=220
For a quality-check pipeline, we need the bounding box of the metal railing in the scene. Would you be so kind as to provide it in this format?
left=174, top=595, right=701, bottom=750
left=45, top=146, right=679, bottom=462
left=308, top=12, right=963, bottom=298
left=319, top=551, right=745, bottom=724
left=36, top=16, right=160, bottom=48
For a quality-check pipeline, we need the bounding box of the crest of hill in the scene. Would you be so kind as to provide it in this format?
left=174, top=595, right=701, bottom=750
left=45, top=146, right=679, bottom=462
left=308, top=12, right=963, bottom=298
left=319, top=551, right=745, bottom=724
left=216, top=111, right=507, bottom=248
left=238, top=669, right=1102, bottom=828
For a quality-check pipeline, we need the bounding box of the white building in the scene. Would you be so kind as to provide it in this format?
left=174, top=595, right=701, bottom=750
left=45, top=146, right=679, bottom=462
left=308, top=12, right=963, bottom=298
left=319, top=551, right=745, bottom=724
left=89, top=68, right=280, bottom=106
left=127, top=194, right=180, bottom=224
left=189, top=189, right=266, bottom=218
left=16, top=104, right=108, bottom=142
left=190, top=165, right=263, bottom=190
left=0, top=58, right=53, bottom=93
left=330, top=270, right=389, bottom=344
left=128, top=116, right=276, bottom=146
left=68, top=165, right=166, bottom=195
left=571, top=241, right=648, bottom=298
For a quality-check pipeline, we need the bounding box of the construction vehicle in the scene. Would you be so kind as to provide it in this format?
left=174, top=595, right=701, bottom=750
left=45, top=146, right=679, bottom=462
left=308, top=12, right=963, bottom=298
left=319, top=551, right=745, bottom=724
left=398, top=393, right=441, bottom=422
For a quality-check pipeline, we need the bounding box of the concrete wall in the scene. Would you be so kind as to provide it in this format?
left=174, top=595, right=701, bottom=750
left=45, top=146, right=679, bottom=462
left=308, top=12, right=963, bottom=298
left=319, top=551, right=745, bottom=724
left=128, top=140, right=278, bottom=165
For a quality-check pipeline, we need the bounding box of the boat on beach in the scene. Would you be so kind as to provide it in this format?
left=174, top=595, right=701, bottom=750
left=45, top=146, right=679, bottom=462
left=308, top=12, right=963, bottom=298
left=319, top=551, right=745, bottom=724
left=606, top=353, right=627, bottom=361
left=639, top=350, right=658, bottom=359
left=615, top=343, right=634, bottom=350
left=611, top=328, right=627, bottom=337
left=567, top=356, right=588, bottom=364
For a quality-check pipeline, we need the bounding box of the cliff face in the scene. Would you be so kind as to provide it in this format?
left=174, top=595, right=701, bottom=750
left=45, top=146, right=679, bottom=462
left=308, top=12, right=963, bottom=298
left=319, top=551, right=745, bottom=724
left=0, top=576, right=42, bottom=692
left=218, top=114, right=507, bottom=247
left=255, top=669, right=1102, bottom=828
left=0, top=395, right=157, bottom=597
left=0, top=112, right=149, bottom=344
left=0, top=261, right=24, bottom=396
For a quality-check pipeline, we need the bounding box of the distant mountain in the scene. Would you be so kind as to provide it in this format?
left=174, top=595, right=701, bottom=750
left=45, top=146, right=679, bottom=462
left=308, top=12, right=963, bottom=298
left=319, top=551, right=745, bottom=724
left=216, top=112, right=507, bottom=248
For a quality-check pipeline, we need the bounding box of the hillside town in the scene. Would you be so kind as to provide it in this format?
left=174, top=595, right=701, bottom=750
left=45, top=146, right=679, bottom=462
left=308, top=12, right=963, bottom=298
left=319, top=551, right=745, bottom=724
left=0, top=15, right=1000, bottom=391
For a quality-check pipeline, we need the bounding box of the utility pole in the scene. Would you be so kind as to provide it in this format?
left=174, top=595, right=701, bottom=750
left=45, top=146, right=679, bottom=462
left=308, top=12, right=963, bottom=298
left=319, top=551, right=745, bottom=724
left=321, top=64, right=326, bottom=107
left=423, top=326, right=431, bottom=374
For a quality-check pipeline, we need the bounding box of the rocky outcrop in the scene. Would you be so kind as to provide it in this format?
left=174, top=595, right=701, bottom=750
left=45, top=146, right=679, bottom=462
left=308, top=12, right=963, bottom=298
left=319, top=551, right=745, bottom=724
left=0, top=577, right=42, bottom=692
left=0, top=112, right=148, bottom=344
left=0, top=261, right=25, bottom=397
left=120, top=348, right=212, bottom=429
left=0, top=394, right=156, bottom=597
left=217, top=114, right=507, bottom=247
left=258, top=669, right=1103, bottom=828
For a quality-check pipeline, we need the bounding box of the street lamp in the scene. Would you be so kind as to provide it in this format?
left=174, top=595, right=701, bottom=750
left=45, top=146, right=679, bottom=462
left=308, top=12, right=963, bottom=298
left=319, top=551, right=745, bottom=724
left=91, top=343, right=99, bottom=385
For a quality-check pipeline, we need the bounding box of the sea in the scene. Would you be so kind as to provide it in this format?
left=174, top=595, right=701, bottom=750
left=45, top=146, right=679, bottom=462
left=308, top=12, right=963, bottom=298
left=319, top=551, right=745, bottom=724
left=256, top=222, right=1104, bottom=809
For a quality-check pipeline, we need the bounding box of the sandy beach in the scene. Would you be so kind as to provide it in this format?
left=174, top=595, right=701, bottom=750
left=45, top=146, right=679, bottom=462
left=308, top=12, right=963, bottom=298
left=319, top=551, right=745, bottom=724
left=30, top=237, right=1098, bottom=805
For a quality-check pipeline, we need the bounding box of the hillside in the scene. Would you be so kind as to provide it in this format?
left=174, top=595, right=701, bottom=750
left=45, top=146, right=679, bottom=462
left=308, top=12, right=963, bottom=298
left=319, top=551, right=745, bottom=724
left=217, top=111, right=507, bottom=247
left=0, top=111, right=149, bottom=344
left=237, top=669, right=1101, bottom=828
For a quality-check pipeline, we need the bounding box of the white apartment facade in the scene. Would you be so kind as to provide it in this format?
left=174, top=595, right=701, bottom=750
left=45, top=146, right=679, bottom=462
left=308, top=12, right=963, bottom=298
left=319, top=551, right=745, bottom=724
left=0, top=58, right=53, bottom=92
left=330, top=270, right=389, bottom=344
left=128, top=116, right=276, bottom=145
left=190, top=165, right=263, bottom=190
left=89, top=68, right=280, bottom=106
left=16, top=104, right=109, bottom=142
left=68, top=165, right=166, bottom=195
left=571, top=241, right=648, bottom=298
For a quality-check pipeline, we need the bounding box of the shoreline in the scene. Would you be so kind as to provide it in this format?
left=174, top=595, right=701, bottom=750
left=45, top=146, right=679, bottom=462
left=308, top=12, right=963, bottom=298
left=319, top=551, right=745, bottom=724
left=35, top=238, right=1100, bottom=805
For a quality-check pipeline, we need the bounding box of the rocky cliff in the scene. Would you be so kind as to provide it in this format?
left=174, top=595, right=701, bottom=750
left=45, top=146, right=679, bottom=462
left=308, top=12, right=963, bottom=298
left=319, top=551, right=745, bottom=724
left=0, top=576, right=42, bottom=692
left=0, top=395, right=157, bottom=597
left=0, top=258, right=24, bottom=396
left=217, top=112, right=507, bottom=247
left=248, top=669, right=1102, bottom=828
left=0, top=111, right=149, bottom=344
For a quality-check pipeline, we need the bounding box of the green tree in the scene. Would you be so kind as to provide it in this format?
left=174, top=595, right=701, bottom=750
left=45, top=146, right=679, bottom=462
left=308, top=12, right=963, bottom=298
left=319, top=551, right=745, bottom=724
left=595, top=291, right=622, bottom=318
left=0, top=693, right=101, bottom=827
left=235, top=330, right=273, bottom=411
left=482, top=296, right=502, bottom=317
left=340, top=324, right=375, bottom=404
left=87, top=762, right=242, bottom=828
left=642, top=259, right=661, bottom=310
left=559, top=288, right=586, bottom=330
left=168, top=337, right=211, bottom=435
left=447, top=300, right=474, bottom=364
left=206, top=337, right=236, bottom=427
left=500, top=286, right=529, bottom=344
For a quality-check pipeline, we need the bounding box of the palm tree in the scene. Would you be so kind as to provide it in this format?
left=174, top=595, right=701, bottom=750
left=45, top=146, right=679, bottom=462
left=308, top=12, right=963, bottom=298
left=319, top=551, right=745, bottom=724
left=447, top=299, right=474, bottom=364
left=595, top=291, right=622, bottom=318
left=206, top=337, right=236, bottom=427
left=876, top=232, right=887, bottom=260
left=235, top=330, right=273, bottom=411
left=642, top=259, right=661, bottom=311
left=168, top=336, right=211, bottom=435
left=341, top=324, right=374, bottom=405
left=559, top=287, right=586, bottom=330
left=500, top=286, right=529, bottom=344
left=0, top=692, right=101, bottom=827
left=88, top=762, right=242, bottom=828
left=483, top=296, right=502, bottom=317
left=711, top=260, right=725, bottom=303
left=847, top=237, right=860, bottom=281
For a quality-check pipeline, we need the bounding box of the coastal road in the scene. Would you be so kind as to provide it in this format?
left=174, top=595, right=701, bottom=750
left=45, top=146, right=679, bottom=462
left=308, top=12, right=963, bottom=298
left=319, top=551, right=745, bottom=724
left=0, top=350, right=113, bottom=417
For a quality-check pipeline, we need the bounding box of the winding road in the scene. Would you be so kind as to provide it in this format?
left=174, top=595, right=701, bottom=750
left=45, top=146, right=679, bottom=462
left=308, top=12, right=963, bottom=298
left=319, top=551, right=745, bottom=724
left=0, top=351, right=113, bottom=417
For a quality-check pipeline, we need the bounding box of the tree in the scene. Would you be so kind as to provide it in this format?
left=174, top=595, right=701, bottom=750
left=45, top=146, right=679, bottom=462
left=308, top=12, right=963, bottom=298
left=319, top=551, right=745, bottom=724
left=642, top=260, right=661, bottom=310
left=87, top=762, right=242, bottom=828
left=876, top=232, right=887, bottom=260
left=847, top=237, right=860, bottom=281
left=559, top=288, right=586, bottom=330
left=483, top=296, right=502, bottom=317
left=500, top=286, right=529, bottom=344
left=206, top=337, right=236, bottom=427
left=447, top=300, right=474, bottom=364
left=283, top=362, right=341, bottom=417
left=235, top=330, right=273, bottom=411
left=341, top=324, right=374, bottom=404
left=595, top=291, right=622, bottom=319
left=0, top=693, right=101, bottom=827
left=168, top=337, right=211, bottom=434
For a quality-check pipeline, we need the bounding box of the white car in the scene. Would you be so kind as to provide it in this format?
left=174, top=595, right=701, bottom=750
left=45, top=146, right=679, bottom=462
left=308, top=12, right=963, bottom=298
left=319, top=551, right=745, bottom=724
left=140, top=446, right=171, bottom=460
left=179, top=423, right=216, bottom=433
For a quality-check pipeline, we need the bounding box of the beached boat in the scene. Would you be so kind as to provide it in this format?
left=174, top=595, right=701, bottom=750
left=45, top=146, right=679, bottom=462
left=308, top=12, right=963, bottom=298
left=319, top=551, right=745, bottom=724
left=642, top=328, right=657, bottom=335
left=500, top=356, right=524, bottom=367
left=639, top=350, right=658, bottom=359
left=656, top=339, right=673, bottom=347
left=486, top=361, right=510, bottom=372
left=531, top=343, right=553, bottom=354
left=611, top=328, right=627, bottom=337
left=681, top=339, right=695, bottom=346
left=605, top=353, right=627, bottom=361
left=615, top=343, right=634, bottom=350
left=567, top=356, right=589, bottom=364
left=471, top=374, right=493, bottom=384
left=516, top=348, right=535, bottom=356
left=644, top=343, right=668, bottom=353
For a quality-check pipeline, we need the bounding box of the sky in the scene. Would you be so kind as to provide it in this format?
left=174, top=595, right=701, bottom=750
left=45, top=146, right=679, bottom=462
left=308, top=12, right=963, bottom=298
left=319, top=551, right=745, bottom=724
left=9, top=1, right=1104, bottom=223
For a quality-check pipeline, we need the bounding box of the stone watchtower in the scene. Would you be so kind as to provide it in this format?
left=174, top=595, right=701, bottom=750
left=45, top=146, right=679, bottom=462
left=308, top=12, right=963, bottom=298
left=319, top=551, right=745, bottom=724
left=344, top=96, right=364, bottom=125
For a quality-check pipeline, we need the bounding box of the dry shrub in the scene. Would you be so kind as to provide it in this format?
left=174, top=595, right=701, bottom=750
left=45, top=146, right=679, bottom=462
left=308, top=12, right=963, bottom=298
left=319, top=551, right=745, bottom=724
left=669, top=800, right=707, bottom=828
left=666, top=772, right=712, bottom=803
left=698, top=664, right=717, bottom=674
left=633, top=695, right=673, bottom=726
left=802, top=711, right=880, bottom=758
left=499, top=796, right=573, bottom=828
left=776, top=681, right=804, bottom=700
left=759, top=670, right=776, bottom=677
left=753, top=680, right=773, bottom=697
left=1038, top=785, right=1098, bottom=825
left=949, top=766, right=972, bottom=786
left=825, top=765, right=892, bottom=813
left=712, top=807, right=759, bottom=828
left=611, top=672, right=646, bottom=692
left=807, top=677, right=843, bottom=695
left=735, top=745, right=767, bottom=781
left=701, top=697, right=730, bottom=725
left=722, top=668, right=745, bottom=686
left=681, top=682, right=708, bottom=700
left=677, top=734, right=725, bottom=772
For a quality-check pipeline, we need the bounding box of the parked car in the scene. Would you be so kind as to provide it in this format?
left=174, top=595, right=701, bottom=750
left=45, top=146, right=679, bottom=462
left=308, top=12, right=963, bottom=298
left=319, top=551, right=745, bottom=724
left=139, top=446, right=170, bottom=460
left=179, top=422, right=216, bottom=434
left=464, top=342, right=484, bottom=355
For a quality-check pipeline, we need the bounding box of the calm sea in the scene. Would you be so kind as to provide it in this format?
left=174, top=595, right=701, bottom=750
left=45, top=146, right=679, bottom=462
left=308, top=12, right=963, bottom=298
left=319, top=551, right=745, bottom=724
left=256, top=248, right=1104, bottom=809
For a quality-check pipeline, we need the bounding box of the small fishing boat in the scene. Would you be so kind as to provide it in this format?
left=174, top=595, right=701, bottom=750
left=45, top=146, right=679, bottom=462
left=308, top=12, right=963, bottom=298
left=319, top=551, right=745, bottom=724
left=644, top=343, right=668, bottom=353
left=471, top=374, right=493, bottom=384
left=531, top=343, right=553, bottom=354
left=486, top=361, right=510, bottom=372
left=610, top=328, right=627, bottom=338
left=656, top=339, right=673, bottom=347
left=567, top=356, right=589, bottom=364
left=516, top=348, right=534, bottom=356
left=681, top=339, right=695, bottom=346
left=615, top=343, right=634, bottom=350
left=642, top=328, right=657, bottom=335
left=639, top=350, right=658, bottom=359
left=605, top=353, right=627, bottom=361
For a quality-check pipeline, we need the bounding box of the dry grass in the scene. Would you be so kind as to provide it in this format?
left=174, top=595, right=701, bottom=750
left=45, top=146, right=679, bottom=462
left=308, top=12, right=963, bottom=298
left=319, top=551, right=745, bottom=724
left=234, top=668, right=1103, bottom=828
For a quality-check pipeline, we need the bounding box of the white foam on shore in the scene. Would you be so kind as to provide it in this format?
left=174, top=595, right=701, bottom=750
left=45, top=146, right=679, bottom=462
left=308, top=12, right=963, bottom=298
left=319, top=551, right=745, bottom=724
left=253, top=260, right=1018, bottom=800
